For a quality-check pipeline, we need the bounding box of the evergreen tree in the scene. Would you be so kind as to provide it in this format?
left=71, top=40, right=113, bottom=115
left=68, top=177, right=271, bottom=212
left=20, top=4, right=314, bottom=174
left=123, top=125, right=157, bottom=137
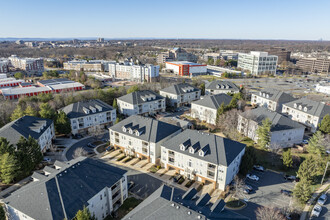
left=0, top=153, right=18, bottom=184
left=256, top=118, right=272, bottom=149
left=39, top=103, right=55, bottom=119
left=115, top=117, right=120, bottom=124
left=0, top=204, right=5, bottom=220
left=24, top=105, right=37, bottom=117
left=293, top=180, right=312, bottom=203
left=10, top=105, right=24, bottom=121
left=307, top=131, right=326, bottom=156
left=55, top=111, right=72, bottom=135
left=319, top=114, right=330, bottom=134
left=282, top=148, right=293, bottom=169
left=297, top=156, right=323, bottom=183
left=0, top=137, right=15, bottom=155
left=216, top=103, right=226, bottom=124
left=199, top=83, right=205, bottom=95
left=228, top=97, right=238, bottom=109
left=112, top=98, right=118, bottom=110
left=16, top=136, right=43, bottom=177
left=75, top=206, right=96, bottom=220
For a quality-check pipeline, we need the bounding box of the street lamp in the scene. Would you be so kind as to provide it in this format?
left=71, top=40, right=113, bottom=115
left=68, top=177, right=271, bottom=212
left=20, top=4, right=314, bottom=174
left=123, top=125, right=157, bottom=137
left=321, top=161, right=329, bottom=185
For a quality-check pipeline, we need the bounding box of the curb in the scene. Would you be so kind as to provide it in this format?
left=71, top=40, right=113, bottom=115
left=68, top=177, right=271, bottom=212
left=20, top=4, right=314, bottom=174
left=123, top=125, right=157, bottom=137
left=225, top=200, right=247, bottom=210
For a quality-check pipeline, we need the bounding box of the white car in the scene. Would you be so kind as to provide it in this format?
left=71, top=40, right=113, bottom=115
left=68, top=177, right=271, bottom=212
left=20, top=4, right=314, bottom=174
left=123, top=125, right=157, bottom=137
left=253, top=165, right=265, bottom=172
left=246, top=174, right=259, bottom=181
left=311, top=204, right=322, bottom=217
left=318, top=194, right=327, bottom=205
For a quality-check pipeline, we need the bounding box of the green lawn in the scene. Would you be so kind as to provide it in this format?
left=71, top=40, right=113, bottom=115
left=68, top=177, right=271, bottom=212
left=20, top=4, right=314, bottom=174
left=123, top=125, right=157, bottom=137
left=105, top=197, right=142, bottom=220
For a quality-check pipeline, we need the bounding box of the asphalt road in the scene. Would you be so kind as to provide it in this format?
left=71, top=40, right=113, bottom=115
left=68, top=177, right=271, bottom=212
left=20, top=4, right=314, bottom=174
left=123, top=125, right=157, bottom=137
left=235, top=170, right=296, bottom=219
left=65, top=132, right=109, bottom=160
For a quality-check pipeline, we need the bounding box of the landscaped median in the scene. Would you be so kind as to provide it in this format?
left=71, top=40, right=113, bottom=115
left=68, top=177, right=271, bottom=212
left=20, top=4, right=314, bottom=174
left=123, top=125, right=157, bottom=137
left=225, top=197, right=247, bottom=210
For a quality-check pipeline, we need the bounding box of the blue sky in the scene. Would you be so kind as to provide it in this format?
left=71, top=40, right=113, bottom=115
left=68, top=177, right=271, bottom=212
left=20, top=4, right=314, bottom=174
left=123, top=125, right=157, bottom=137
left=1, top=0, right=329, bottom=40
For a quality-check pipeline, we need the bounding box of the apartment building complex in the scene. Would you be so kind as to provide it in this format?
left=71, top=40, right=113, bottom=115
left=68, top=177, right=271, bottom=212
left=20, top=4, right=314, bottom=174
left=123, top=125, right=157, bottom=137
left=117, top=90, right=165, bottom=116
left=266, top=47, right=291, bottom=63
left=205, top=80, right=240, bottom=95
left=0, top=59, right=9, bottom=73
left=238, top=51, right=278, bottom=75
left=4, top=157, right=128, bottom=220
left=191, top=94, right=233, bottom=125
left=238, top=107, right=305, bottom=148
left=159, top=83, right=201, bottom=107
left=109, top=115, right=181, bottom=163
left=61, top=99, right=116, bottom=135
left=8, top=55, right=44, bottom=72
left=157, top=47, right=197, bottom=64
left=161, top=130, right=246, bottom=190
left=282, top=98, right=330, bottom=132
left=165, top=61, right=207, bottom=76
left=251, top=88, right=296, bottom=112
left=203, top=50, right=239, bottom=62
left=109, top=62, right=160, bottom=82
left=63, top=60, right=116, bottom=72
left=0, top=116, right=55, bottom=152
left=296, top=58, right=330, bottom=74
left=123, top=185, right=249, bottom=220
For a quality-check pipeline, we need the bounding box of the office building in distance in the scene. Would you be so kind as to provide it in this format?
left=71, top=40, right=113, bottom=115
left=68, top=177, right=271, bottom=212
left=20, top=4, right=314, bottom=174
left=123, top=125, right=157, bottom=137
left=165, top=61, right=207, bottom=76
left=238, top=51, right=278, bottom=75
left=296, top=58, right=330, bottom=74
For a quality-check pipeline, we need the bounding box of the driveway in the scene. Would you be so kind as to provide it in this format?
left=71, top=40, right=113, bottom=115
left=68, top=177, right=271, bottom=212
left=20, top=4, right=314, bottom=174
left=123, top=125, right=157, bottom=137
left=235, top=170, right=296, bottom=219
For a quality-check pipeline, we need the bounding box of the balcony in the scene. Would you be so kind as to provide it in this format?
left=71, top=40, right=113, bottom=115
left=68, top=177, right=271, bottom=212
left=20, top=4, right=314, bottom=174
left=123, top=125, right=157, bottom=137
left=207, top=170, right=215, bottom=179
left=168, top=157, right=174, bottom=164
left=207, top=163, right=216, bottom=172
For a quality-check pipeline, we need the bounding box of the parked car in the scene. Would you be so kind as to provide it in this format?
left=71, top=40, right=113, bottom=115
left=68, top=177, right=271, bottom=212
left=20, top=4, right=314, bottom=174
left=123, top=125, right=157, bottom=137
left=317, top=194, right=327, bottom=205
left=284, top=175, right=299, bottom=182
left=302, top=139, right=308, bottom=145
left=253, top=165, right=265, bottom=172
left=246, top=174, right=259, bottom=181
left=128, top=181, right=135, bottom=190
left=43, top=157, right=51, bottom=163
left=311, top=204, right=322, bottom=217
left=281, top=189, right=293, bottom=197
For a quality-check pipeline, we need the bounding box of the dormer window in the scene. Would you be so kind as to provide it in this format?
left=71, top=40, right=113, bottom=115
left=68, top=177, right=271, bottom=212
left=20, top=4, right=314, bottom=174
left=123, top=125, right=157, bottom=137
left=83, top=107, right=90, bottom=114
left=266, top=94, right=269, bottom=98
left=216, top=85, right=220, bottom=89
left=303, top=107, right=307, bottom=112
left=128, top=128, right=133, bottom=134
left=135, top=130, right=140, bottom=136
left=180, top=144, right=185, bottom=151
left=189, top=147, right=194, bottom=154
left=294, top=103, right=297, bottom=108
left=299, top=105, right=302, bottom=110
left=259, top=92, right=262, bottom=96
left=199, top=151, right=204, bottom=157
left=122, top=127, right=127, bottom=132
left=263, top=93, right=266, bottom=97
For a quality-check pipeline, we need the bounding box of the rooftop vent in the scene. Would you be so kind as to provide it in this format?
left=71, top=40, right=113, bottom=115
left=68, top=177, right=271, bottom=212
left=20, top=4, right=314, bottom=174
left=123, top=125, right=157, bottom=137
left=187, top=211, right=191, bottom=215
left=176, top=205, right=180, bottom=209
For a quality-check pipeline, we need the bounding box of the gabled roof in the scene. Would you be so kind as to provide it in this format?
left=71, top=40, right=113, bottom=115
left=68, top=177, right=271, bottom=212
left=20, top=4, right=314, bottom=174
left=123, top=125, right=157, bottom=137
left=254, top=88, right=296, bottom=103
left=117, top=90, right=164, bottom=105
left=122, top=184, right=249, bottom=220
left=192, top=94, right=232, bottom=110
left=60, top=99, right=114, bottom=119
left=0, top=116, right=53, bottom=146
left=283, top=97, right=330, bottom=118
left=160, top=83, right=200, bottom=95
left=206, top=80, right=239, bottom=92
left=162, top=130, right=246, bottom=166
left=240, top=107, right=305, bottom=131
left=4, top=157, right=127, bottom=220
left=110, top=115, right=181, bottom=143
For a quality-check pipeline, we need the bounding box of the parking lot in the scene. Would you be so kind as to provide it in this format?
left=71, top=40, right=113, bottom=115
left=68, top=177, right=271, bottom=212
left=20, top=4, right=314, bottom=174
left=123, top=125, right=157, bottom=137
left=236, top=170, right=296, bottom=219
left=313, top=191, right=329, bottom=220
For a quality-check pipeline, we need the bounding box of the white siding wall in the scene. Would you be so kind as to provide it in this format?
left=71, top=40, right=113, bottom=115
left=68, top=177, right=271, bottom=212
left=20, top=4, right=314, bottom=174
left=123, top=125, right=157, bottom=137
left=251, top=94, right=278, bottom=112
left=117, top=99, right=166, bottom=116
left=160, top=91, right=201, bottom=107
left=205, top=89, right=239, bottom=95
left=191, top=103, right=217, bottom=125
left=38, top=123, right=55, bottom=152
left=282, top=105, right=319, bottom=132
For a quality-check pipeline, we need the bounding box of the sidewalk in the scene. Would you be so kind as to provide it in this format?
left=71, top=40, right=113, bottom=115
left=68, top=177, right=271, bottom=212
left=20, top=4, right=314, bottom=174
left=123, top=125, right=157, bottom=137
left=300, top=180, right=330, bottom=220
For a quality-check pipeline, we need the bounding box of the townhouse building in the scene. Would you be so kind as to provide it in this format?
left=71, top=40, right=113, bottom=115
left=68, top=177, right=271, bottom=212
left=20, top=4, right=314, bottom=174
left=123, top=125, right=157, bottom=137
left=0, top=116, right=55, bottom=152
left=0, top=59, right=9, bottom=73
left=238, top=51, right=278, bottom=75
left=159, top=83, right=201, bottom=108
left=117, top=90, right=166, bottom=116
left=109, top=115, right=181, bottom=164
left=61, top=99, right=116, bottom=135
left=190, top=94, right=233, bottom=125
left=251, top=88, right=296, bottom=112
left=123, top=185, right=249, bottom=220
left=205, top=80, right=240, bottom=95
left=4, top=157, right=128, bottom=220
left=282, top=97, right=330, bottom=132
left=237, top=107, right=305, bottom=148
left=161, top=130, right=246, bottom=190
left=8, top=55, right=44, bottom=72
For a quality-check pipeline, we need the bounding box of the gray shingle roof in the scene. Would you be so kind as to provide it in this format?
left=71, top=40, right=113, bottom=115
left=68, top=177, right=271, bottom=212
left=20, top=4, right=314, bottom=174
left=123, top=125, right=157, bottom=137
left=160, top=83, right=200, bottom=95
left=60, top=99, right=113, bottom=119
left=206, top=80, right=239, bottom=92
left=117, top=90, right=164, bottom=105
left=122, top=184, right=249, bottom=220
left=162, top=130, right=246, bottom=166
left=110, top=115, right=181, bottom=143
left=283, top=97, right=330, bottom=118
left=192, top=94, right=233, bottom=110
left=0, top=116, right=53, bottom=146
left=240, top=107, right=305, bottom=131
left=254, top=88, right=296, bottom=103
left=4, top=157, right=127, bottom=220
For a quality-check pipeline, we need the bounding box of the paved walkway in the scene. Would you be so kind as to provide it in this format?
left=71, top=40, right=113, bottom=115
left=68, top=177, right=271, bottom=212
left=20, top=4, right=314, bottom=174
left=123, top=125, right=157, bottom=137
left=300, top=180, right=330, bottom=220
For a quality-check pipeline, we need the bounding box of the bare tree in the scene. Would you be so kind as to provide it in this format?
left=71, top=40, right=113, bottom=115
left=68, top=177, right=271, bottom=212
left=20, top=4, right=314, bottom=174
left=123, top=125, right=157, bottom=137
left=233, top=175, right=245, bottom=200
left=89, top=125, right=104, bottom=139
left=73, top=147, right=88, bottom=158
left=255, top=206, right=286, bottom=220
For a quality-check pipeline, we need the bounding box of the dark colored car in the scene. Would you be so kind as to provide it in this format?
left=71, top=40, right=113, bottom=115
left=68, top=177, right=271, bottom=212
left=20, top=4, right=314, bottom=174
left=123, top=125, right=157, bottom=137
left=281, top=189, right=293, bottom=197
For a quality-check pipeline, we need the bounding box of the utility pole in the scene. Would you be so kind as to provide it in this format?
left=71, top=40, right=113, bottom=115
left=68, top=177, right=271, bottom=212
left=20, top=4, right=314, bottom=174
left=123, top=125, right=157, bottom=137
left=321, top=161, right=329, bottom=185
